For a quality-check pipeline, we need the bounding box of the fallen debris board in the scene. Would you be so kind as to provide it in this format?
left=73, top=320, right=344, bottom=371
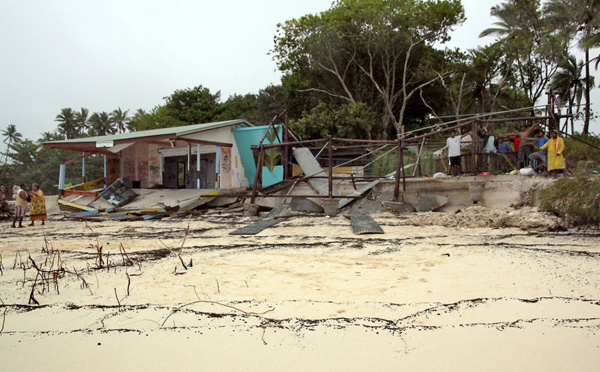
left=351, top=215, right=384, bottom=235
left=229, top=219, right=281, bottom=235
left=339, top=180, right=381, bottom=209
left=178, top=190, right=219, bottom=211
left=58, top=199, right=98, bottom=213
left=293, top=147, right=341, bottom=198
left=100, top=179, right=139, bottom=207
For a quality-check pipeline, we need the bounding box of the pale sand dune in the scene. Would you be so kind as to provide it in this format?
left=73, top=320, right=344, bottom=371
left=1, top=207, right=599, bottom=371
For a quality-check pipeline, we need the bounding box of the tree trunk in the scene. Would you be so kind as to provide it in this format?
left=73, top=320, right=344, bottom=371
left=584, top=49, right=590, bottom=135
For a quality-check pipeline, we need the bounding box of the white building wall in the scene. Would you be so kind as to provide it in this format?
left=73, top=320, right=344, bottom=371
left=179, top=126, right=248, bottom=189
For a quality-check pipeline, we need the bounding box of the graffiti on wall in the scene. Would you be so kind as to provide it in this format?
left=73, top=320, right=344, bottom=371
left=220, top=148, right=231, bottom=189
left=137, top=160, right=149, bottom=186
left=148, top=153, right=162, bottom=185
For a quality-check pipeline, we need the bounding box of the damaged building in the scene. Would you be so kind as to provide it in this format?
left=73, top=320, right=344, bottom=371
left=43, top=119, right=275, bottom=192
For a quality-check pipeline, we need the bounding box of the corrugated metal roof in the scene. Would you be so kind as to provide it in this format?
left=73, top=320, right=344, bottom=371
left=45, top=119, right=253, bottom=145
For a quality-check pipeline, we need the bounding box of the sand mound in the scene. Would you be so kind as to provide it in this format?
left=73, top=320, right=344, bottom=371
left=402, top=206, right=562, bottom=231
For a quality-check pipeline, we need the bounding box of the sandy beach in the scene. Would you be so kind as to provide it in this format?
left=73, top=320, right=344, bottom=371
left=1, top=205, right=600, bottom=371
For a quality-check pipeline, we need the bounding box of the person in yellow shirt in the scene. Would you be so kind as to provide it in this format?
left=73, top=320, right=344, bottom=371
left=539, top=130, right=566, bottom=177
left=29, top=183, right=47, bottom=226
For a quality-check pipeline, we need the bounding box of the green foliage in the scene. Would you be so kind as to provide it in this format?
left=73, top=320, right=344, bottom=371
left=128, top=106, right=184, bottom=131
left=290, top=102, right=380, bottom=140
left=88, top=111, right=115, bottom=136
left=217, top=93, right=259, bottom=123
left=272, top=0, right=465, bottom=137
left=163, top=85, right=223, bottom=124
left=1, top=135, right=104, bottom=195
left=55, top=108, right=79, bottom=139
left=539, top=161, right=600, bottom=227
left=263, top=127, right=281, bottom=173
left=564, top=135, right=600, bottom=163
left=480, top=0, right=567, bottom=109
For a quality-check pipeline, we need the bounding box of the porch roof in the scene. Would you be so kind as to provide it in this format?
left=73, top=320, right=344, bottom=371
left=43, top=119, right=253, bottom=154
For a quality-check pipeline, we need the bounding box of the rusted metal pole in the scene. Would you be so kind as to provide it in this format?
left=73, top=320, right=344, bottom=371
left=327, top=135, right=333, bottom=198
left=472, top=121, right=478, bottom=176
left=250, top=146, right=264, bottom=204
left=405, top=120, right=475, bottom=142
left=283, top=111, right=290, bottom=179
left=251, top=138, right=328, bottom=150
left=401, top=126, right=406, bottom=192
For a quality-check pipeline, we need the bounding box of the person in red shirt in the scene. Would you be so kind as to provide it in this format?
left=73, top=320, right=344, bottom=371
left=510, top=136, right=520, bottom=152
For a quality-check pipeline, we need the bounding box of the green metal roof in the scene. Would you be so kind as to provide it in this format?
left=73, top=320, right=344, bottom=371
left=45, top=119, right=253, bottom=145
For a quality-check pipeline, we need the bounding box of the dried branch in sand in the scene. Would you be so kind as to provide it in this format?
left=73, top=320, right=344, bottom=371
left=177, top=214, right=192, bottom=271
left=160, top=299, right=275, bottom=327
left=0, top=297, right=5, bottom=334
left=85, top=221, right=104, bottom=269
left=119, top=244, right=134, bottom=266
left=114, top=288, right=122, bottom=310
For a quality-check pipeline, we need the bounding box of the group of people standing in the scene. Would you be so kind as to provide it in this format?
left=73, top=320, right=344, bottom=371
left=445, top=123, right=567, bottom=177
left=1, top=183, right=47, bottom=228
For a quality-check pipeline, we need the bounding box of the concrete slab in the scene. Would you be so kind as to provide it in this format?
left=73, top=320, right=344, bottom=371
left=416, top=195, right=449, bottom=212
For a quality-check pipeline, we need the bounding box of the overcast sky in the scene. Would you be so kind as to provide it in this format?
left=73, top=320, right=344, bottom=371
left=1, top=0, right=598, bottom=153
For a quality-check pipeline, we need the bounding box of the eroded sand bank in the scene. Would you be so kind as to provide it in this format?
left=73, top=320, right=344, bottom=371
left=1, top=207, right=599, bottom=371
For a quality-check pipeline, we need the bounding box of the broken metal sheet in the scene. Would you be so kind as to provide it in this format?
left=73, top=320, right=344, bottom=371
left=293, top=147, right=340, bottom=198
left=64, top=212, right=137, bottom=221
left=229, top=219, right=281, bottom=235
left=290, top=198, right=324, bottom=213
left=230, top=203, right=290, bottom=235
left=350, top=215, right=384, bottom=235
left=339, top=180, right=381, bottom=209
left=264, top=203, right=291, bottom=220
left=100, top=179, right=139, bottom=207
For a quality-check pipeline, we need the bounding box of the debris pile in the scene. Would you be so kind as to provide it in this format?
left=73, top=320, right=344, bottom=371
left=403, top=206, right=562, bottom=231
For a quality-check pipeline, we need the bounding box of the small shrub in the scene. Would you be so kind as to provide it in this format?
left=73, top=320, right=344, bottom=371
left=539, top=161, right=600, bottom=227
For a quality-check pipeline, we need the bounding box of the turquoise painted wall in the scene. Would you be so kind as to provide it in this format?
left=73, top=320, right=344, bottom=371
left=232, top=125, right=283, bottom=185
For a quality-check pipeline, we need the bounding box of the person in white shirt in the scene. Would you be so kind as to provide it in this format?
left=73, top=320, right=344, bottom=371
left=446, top=129, right=470, bottom=177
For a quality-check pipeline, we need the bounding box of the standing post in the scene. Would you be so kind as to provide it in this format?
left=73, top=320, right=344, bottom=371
left=327, top=135, right=333, bottom=198
left=250, top=146, right=264, bottom=204
left=103, top=155, right=108, bottom=188
left=394, top=126, right=405, bottom=200
left=215, top=146, right=221, bottom=190
left=472, top=120, right=478, bottom=176
left=283, top=112, right=289, bottom=179
left=81, top=153, right=86, bottom=183
left=187, top=143, right=192, bottom=189
left=400, top=125, right=406, bottom=192
left=197, top=144, right=201, bottom=189
left=58, top=164, right=66, bottom=199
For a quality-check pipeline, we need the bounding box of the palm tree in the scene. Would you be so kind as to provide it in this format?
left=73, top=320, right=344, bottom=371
left=110, top=107, right=130, bottom=133
left=1, top=124, right=23, bottom=165
left=480, top=0, right=563, bottom=113
left=550, top=54, right=592, bottom=133
left=544, top=0, right=600, bottom=134
left=2, top=124, right=23, bottom=145
left=75, top=108, right=90, bottom=135
left=55, top=108, right=78, bottom=139
left=88, top=112, right=115, bottom=136
left=39, top=131, right=63, bottom=143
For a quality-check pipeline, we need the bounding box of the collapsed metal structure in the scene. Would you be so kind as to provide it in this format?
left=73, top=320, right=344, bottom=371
left=246, top=107, right=594, bottom=205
